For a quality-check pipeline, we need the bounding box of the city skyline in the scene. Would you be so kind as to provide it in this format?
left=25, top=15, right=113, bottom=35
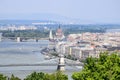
left=0, top=0, right=120, bottom=24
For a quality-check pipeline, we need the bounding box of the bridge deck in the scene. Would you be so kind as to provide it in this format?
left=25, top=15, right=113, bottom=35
left=0, top=63, right=84, bottom=67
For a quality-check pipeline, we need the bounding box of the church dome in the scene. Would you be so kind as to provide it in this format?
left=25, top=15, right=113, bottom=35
left=57, top=29, right=62, bottom=33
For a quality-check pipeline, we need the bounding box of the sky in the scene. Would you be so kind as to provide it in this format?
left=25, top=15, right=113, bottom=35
left=0, top=0, right=120, bottom=24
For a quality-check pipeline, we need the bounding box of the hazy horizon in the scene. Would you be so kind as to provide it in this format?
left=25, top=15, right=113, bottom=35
left=0, top=0, right=120, bottom=24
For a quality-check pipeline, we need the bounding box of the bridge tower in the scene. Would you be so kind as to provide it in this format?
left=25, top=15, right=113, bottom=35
left=57, top=54, right=65, bottom=71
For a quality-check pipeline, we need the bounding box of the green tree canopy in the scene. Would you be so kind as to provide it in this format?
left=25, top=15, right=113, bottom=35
left=9, top=74, right=21, bottom=80
left=24, top=71, right=68, bottom=80
left=72, top=52, right=120, bottom=80
left=0, top=74, right=6, bottom=80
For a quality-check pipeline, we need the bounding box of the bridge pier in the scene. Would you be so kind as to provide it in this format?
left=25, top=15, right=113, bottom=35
left=36, top=38, right=39, bottom=42
left=0, top=37, right=1, bottom=42
left=0, top=33, right=2, bottom=42
left=17, top=37, right=22, bottom=42
left=57, top=54, right=65, bottom=71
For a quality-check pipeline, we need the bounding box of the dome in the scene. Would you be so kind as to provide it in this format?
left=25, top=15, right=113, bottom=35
left=57, top=29, right=62, bottom=33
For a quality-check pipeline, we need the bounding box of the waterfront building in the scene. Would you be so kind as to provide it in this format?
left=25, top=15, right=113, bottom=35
left=51, top=32, right=120, bottom=60
left=67, top=34, right=81, bottom=42
left=64, top=43, right=96, bottom=59
left=55, top=41, right=66, bottom=53
left=55, top=26, right=65, bottom=40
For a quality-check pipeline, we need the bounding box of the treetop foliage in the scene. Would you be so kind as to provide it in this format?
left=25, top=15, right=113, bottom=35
left=24, top=71, right=68, bottom=80
left=72, top=52, right=120, bottom=80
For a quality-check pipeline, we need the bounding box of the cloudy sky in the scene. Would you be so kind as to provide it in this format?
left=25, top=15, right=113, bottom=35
left=0, top=0, right=120, bottom=24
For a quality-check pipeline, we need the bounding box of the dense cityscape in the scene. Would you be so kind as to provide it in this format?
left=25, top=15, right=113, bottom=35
left=0, top=0, right=120, bottom=80
left=0, top=21, right=120, bottom=79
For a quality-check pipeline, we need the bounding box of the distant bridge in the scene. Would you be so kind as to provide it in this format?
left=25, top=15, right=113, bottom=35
left=1, top=37, right=49, bottom=42
left=0, top=63, right=83, bottom=67
left=0, top=58, right=84, bottom=67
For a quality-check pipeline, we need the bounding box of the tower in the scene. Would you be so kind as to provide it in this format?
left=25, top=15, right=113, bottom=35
left=49, top=29, right=53, bottom=40
left=57, top=54, right=65, bottom=71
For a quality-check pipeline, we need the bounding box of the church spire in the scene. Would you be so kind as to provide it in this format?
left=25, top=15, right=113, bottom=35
left=59, top=25, right=61, bottom=29
left=49, top=29, right=53, bottom=40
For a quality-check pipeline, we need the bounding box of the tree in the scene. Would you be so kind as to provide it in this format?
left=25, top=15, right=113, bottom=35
left=0, top=74, right=6, bottom=80
left=24, top=71, right=68, bottom=80
left=9, top=74, right=21, bottom=80
left=72, top=52, right=120, bottom=80
left=49, top=71, right=68, bottom=80
left=24, top=72, right=45, bottom=80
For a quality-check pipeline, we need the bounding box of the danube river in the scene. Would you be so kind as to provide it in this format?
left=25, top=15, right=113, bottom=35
left=0, top=40, right=81, bottom=80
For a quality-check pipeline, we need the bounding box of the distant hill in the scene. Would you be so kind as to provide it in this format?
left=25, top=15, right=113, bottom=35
left=0, top=13, right=96, bottom=24
left=0, top=13, right=120, bottom=25
left=0, top=20, right=58, bottom=25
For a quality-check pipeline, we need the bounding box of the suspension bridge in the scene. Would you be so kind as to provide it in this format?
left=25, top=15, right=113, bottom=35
left=0, top=58, right=84, bottom=67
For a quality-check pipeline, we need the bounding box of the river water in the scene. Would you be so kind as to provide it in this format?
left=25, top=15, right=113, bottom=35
left=0, top=40, right=81, bottom=80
